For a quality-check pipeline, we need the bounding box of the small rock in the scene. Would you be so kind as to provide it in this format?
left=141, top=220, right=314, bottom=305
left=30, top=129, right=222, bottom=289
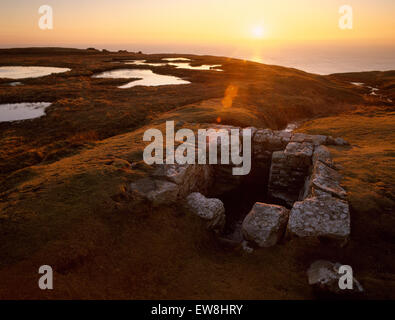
left=130, top=178, right=179, bottom=206
left=334, top=137, right=350, bottom=146
left=242, top=202, right=290, bottom=247
left=185, top=192, right=226, bottom=232
left=112, top=158, right=131, bottom=169
left=307, top=260, right=364, bottom=296
left=242, top=240, right=254, bottom=253
left=326, top=136, right=350, bottom=146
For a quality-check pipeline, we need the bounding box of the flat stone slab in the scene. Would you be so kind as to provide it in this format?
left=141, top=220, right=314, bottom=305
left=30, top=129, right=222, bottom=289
left=304, top=161, right=347, bottom=199
left=288, top=197, right=350, bottom=241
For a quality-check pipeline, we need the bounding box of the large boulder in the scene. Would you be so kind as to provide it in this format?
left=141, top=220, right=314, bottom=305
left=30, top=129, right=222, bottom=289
left=287, top=197, right=350, bottom=242
left=307, top=260, right=364, bottom=296
left=242, top=202, right=290, bottom=247
left=184, top=192, right=226, bottom=232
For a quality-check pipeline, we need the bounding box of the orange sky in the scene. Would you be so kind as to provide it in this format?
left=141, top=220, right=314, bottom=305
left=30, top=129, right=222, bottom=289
left=0, top=0, right=394, bottom=50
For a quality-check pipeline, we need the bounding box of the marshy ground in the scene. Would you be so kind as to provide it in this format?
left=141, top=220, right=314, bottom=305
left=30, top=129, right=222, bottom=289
left=0, top=48, right=394, bottom=299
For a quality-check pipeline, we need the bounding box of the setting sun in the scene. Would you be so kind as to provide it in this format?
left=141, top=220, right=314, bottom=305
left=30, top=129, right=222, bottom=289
left=251, top=25, right=265, bottom=39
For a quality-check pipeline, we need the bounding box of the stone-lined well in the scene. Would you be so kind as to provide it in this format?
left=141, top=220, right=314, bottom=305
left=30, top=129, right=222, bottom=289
left=130, top=125, right=351, bottom=248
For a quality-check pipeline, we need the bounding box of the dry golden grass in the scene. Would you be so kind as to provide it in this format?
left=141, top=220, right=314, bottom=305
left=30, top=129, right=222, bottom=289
left=0, top=48, right=394, bottom=299
left=297, top=106, right=395, bottom=296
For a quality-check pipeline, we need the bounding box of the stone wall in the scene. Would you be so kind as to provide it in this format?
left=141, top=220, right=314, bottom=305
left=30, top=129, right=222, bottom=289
left=129, top=124, right=351, bottom=247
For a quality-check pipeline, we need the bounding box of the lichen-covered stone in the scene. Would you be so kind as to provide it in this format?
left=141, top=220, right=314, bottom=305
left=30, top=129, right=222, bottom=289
left=242, top=202, right=289, bottom=247
left=312, top=145, right=333, bottom=168
left=292, top=133, right=327, bottom=146
left=303, top=161, right=347, bottom=200
left=284, top=142, right=313, bottom=167
left=288, top=197, right=350, bottom=241
left=253, top=129, right=287, bottom=153
left=185, top=192, right=226, bottom=232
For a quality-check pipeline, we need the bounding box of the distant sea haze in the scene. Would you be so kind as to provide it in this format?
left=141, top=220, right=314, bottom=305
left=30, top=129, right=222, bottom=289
left=102, top=42, right=395, bottom=75
left=251, top=45, right=395, bottom=75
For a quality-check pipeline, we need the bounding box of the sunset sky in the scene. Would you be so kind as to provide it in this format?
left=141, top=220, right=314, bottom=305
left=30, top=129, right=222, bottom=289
left=1, top=0, right=394, bottom=48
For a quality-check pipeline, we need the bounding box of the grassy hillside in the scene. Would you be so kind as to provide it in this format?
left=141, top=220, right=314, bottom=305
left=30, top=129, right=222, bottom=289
left=0, top=48, right=394, bottom=299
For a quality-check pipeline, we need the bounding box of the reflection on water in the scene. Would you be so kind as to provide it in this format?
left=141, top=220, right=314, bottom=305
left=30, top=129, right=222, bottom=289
left=125, top=60, right=167, bottom=67
left=0, top=102, right=51, bottom=122
left=162, top=57, right=191, bottom=61
left=351, top=82, right=364, bottom=87
left=168, top=62, right=222, bottom=71
left=92, top=69, right=190, bottom=88
left=8, top=82, right=23, bottom=86
left=0, top=66, right=70, bottom=79
left=122, top=59, right=222, bottom=71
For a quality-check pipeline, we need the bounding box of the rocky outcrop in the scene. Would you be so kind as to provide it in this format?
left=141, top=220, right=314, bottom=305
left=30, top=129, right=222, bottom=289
left=307, top=260, right=364, bottom=295
left=184, top=192, right=225, bottom=232
left=242, top=203, right=289, bottom=247
left=287, top=197, right=350, bottom=242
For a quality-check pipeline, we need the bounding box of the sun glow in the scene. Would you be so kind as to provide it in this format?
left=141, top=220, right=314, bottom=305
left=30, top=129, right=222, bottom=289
left=251, top=26, right=265, bottom=39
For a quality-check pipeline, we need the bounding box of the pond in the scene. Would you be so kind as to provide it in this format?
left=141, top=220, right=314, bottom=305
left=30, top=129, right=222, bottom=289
left=124, top=60, right=167, bottom=67
left=168, top=62, right=222, bottom=71
left=0, top=102, right=51, bottom=122
left=92, top=69, right=190, bottom=88
left=162, top=57, right=191, bottom=61
left=0, top=66, right=70, bottom=79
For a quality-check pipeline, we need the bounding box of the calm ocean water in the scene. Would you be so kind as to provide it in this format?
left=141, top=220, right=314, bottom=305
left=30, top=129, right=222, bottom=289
left=111, top=42, right=395, bottom=75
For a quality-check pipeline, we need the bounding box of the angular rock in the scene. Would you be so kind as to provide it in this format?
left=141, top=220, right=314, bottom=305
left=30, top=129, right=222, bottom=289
left=288, top=197, right=350, bottom=241
left=312, top=145, right=334, bottom=168
left=292, top=133, right=327, bottom=146
left=185, top=192, right=226, bottom=232
left=326, top=136, right=350, bottom=146
left=308, top=260, right=364, bottom=295
left=130, top=178, right=179, bottom=206
left=242, top=202, right=290, bottom=247
left=253, top=129, right=287, bottom=153
left=284, top=142, right=313, bottom=167
left=154, top=163, right=212, bottom=197
left=303, top=161, right=347, bottom=200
